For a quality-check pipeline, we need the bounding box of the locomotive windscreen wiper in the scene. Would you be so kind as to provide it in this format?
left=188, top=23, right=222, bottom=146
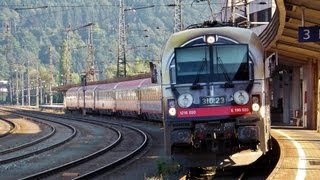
left=191, top=57, right=207, bottom=90
left=217, top=57, right=234, bottom=88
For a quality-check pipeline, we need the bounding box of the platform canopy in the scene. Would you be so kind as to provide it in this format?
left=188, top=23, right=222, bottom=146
left=259, top=0, right=320, bottom=66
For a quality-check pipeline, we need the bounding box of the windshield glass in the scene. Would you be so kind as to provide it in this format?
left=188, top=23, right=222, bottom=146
left=214, top=45, right=249, bottom=81
left=176, top=46, right=210, bottom=76
left=174, top=44, right=249, bottom=84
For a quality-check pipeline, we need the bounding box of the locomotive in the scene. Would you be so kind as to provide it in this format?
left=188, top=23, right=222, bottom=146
left=161, top=24, right=271, bottom=167
left=65, top=23, right=271, bottom=167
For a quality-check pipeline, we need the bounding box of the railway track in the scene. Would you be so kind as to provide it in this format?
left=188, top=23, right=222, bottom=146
left=0, top=107, right=148, bottom=179
left=0, top=109, right=76, bottom=165
left=0, top=116, right=15, bottom=138
left=0, top=117, right=56, bottom=156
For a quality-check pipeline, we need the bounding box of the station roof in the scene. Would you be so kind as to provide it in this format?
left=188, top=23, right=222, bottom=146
left=260, top=0, right=320, bottom=67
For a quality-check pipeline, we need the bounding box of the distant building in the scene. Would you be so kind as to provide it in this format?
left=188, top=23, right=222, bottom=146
left=0, top=80, right=8, bottom=92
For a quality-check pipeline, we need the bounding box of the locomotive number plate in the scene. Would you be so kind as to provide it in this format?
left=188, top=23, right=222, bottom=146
left=201, top=96, right=225, bottom=105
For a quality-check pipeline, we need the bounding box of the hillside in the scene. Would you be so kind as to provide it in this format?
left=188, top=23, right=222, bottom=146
left=0, top=0, right=222, bottom=86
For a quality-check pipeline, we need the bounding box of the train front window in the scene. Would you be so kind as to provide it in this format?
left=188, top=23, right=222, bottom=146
left=175, top=46, right=210, bottom=83
left=174, top=44, right=249, bottom=84
left=214, top=45, right=249, bottom=82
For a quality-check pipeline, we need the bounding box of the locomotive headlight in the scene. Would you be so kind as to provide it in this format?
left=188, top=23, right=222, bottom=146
left=168, top=100, right=176, bottom=116
left=252, top=103, right=260, bottom=112
left=169, top=107, right=177, bottom=116
left=178, top=93, right=193, bottom=108
left=206, top=35, right=216, bottom=44
left=251, top=94, right=261, bottom=112
left=234, top=90, right=249, bottom=105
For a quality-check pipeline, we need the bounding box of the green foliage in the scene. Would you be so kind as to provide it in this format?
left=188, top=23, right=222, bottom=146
left=105, top=63, right=117, bottom=79
left=127, top=58, right=150, bottom=76
left=71, top=72, right=80, bottom=84
left=0, top=0, right=220, bottom=84
left=155, top=159, right=181, bottom=177
left=59, top=40, right=70, bottom=84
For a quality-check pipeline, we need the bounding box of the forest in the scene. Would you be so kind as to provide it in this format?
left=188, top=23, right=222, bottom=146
left=0, top=0, right=223, bottom=94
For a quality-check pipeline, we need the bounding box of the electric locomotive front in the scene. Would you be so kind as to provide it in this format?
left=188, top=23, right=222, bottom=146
left=161, top=26, right=271, bottom=167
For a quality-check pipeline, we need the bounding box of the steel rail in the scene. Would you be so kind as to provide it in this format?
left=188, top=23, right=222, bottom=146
left=0, top=114, right=56, bottom=155
left=0, top=109, right=77, bottom=165
left=13, top=108, right=149, bottom=180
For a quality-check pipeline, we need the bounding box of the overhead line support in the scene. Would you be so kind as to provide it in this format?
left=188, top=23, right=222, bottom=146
left=117, top=0, right=127, bottom=77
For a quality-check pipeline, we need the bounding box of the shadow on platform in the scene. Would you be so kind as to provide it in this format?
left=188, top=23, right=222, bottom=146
left=271, top=112, right=305, bottom=130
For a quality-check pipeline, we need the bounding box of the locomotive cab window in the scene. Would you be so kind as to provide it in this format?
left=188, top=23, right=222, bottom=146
left=174, top=44, right=249, bottom=84
left=175, top=46, right=210, bottom=84
left=214, top=45, right=249, bottom=82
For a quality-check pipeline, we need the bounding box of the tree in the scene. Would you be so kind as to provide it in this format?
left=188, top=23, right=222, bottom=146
left=59, top=40, right=70, bottom=85
left=127, top=58, right=150, bottom=76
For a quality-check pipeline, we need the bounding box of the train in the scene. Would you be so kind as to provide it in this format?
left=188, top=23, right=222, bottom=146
left=65, top=77, right=162, bottom=121
left=65, top=23, right=271, bottom=168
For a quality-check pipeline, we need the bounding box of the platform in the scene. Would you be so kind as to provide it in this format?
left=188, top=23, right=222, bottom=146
left=268, top=124, right=320, bottom=180
left=39, top=104, right=65, bottom=110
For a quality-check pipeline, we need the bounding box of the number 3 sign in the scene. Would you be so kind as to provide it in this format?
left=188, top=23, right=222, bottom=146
left=298, top=26, right=320, bottom=42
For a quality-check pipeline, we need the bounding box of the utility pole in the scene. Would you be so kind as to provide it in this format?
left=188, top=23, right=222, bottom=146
left=40, top=79, right=43, bottom=104
left=174, top=0, right=182, bottom=33
left=117, top=0, right=127, bottom=77
left=27, top=59, right=30, bottom=106
left=231, top=0, right=236, bottom=26
left=245, top=0, right=251, bottom=28
left=66, top=23, right=93, bottom=82
left=49, top=46, right=53, bottom=105
left=5, top=23, right=13, bottom=104
left=65, top=25, right=72, bottom=85
left=36, top=61, right=39, bottom=107
left=21, top=65, right=24, bottom=106
left=15, top=66, right=19, bottom=105
left=86, top=23, right=95, bottom=82
left=81, top=74, right=87, bottom=116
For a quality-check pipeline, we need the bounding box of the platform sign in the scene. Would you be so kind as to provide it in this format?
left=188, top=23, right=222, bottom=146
left=298, top=26, right=320, bottom=42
